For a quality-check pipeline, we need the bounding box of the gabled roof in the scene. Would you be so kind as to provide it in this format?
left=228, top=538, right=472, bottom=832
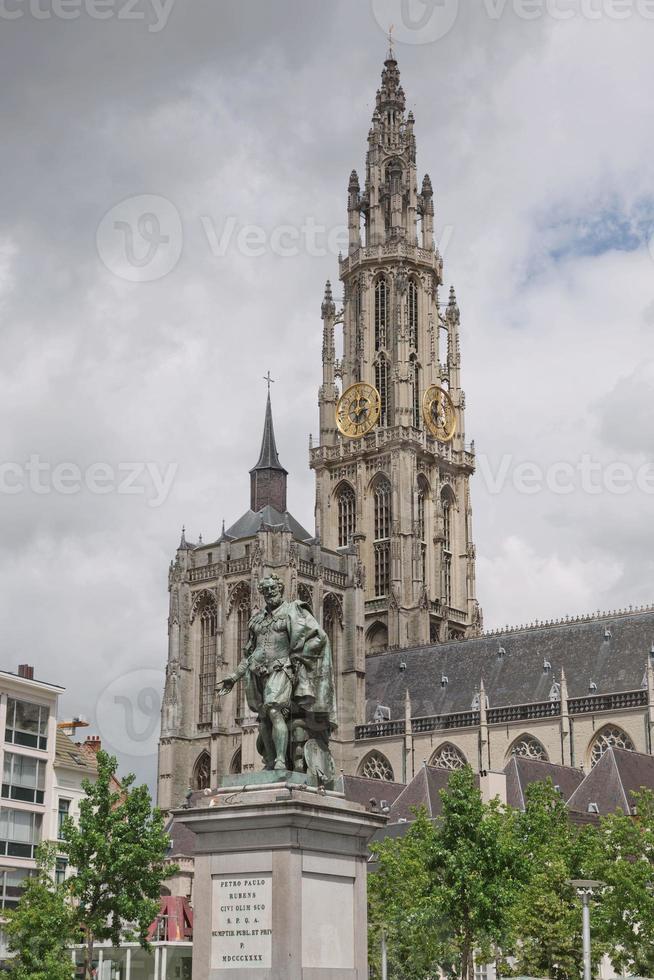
left=366, top=607, right=654, bottom=720
left=567, top=747, right=654, bottom=816
left=503, top=756, right=585, bottom=811
left=339, top=774, right=405, bottom=812
left=54, top=730, right=97, bottom=774
left=165, top=814, right=197, bottom=858
left=225, top=505, right=312, bottom=543
left=387, top=764, right=480, bottom=823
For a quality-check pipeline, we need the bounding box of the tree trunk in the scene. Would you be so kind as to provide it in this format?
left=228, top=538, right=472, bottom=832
left=461, top=939, right=471, bottom=980
left=84, top=929, right=94, bottom=980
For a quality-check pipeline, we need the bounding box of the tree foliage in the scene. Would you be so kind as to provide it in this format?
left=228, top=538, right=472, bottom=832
left=4, top=843, right=76, bottom=980
left=60, top=750, right=174, bottom=980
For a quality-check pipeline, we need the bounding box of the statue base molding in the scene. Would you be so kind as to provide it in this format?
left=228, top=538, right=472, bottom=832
left=175, top=783, right=385, bottom=979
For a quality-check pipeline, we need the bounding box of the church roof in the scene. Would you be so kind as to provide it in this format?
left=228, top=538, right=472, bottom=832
left=365, top=607, right=654, bottom=721
left=224, top=505, right=312, bottom=543
left=387, top=764, right=480, bottom=823
left=504, top=756, right=585, bottom=811
left=250, top=391, right=287, bottom=474
left=567, top=747, right=654, bottom=816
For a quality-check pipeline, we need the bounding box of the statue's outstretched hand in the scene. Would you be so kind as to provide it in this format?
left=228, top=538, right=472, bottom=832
left=216, top=677, right=235, bottom=697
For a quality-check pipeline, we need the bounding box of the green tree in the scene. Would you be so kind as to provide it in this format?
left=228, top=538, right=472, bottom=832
left=586, top=787, right=654, bottom=976
left=4, top=842, right=75, bottom=980
left=60, top=751, right=174, bottom=980
left=368, top=766, right=521, bottom=980
left=503, top=779, right=599, bottom=980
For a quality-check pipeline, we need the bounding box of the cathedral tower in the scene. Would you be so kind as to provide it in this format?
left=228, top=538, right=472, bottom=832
left=311, top=48, right=482, bottom=651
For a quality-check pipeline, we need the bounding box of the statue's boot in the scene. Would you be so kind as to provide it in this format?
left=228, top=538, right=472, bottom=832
left=274, top=757, right=287, bottom=771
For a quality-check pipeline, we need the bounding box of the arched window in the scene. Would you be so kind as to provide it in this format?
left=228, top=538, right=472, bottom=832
left=359, top=751, right=394, bottom=781
left=431, top=743, right=467, bottom=770
left=230, top=748, right=242, bottom=775
left=408, top=279, right=418, bottom=351
left=193, top=751, right=211, bottom=790
left=410, top=355, right=420, bottom=428
left=589, top=726, right=635, bottom=768
left=199, top=604, right=217, bottom=725
left=229, top=583, right=251, bottom=721
left=323, top=593, right=343, bottom=651
left=417, top=476, right=430, bottom=585
left=366, top=621, right=389, bottom=655
left=441, top=489, right=453, bottom=607
left=298, top=583, right=313, bottom=611
left=375, top=356, right=389, bottom=427
left=373, top=477, right=391, bottom=597
left=336, top=482, right=356, bottom=548
left=375, top=277, right=388, bottom=351
left=508, top=735, right=549, bottom=762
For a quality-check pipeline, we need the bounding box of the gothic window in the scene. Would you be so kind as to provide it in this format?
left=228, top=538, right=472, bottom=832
left=336, top=482, right=356, bottom=548
left=408, top=279, right=418, bottom=351
left=375, top=356, right=390, bottom=427
left=198, top=604, right=217, bottom=725
left=410, top=355, right=420, bottom=428
left=442, top=489, right=453, bottom=607
left=366, top=621, right=389, bottom=655
left=375, top=277, right=388, bottom=351
left=431, top=743, right=467, bottom=770
left=359, top=751, right=394, bottom=781
left=323, top=593, right=343, bottom=651
left=509, top=735, right=549, bottom=762
left=192, top=751, right=211, bottom=790
left=373, top=476, right=391, bottom=597
left=589, top=726, right=635, bottom=768
left=298, top=583, right=313, bottom=611
left=232, top=585, right=251, bottom=721
left=230, top=748, right=242, bottom=775
left=417, top=476, right=430, bottom=585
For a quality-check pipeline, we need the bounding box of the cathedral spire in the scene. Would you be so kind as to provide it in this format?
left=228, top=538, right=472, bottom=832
left=250, top=390, right=288, bottom=513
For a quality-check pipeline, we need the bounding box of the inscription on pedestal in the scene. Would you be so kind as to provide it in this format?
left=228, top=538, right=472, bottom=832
left=211, top=873, right=273, bottom=969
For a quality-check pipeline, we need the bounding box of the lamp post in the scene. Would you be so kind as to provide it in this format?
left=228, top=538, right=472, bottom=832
left=381, top=928, right=388, bottom=980
left=569, top=879, right=604, bottom=980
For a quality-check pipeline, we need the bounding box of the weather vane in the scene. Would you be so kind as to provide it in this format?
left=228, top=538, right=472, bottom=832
left=388, top=23, right=395, bottom=54
left=263, top=371, right=275, bottom=392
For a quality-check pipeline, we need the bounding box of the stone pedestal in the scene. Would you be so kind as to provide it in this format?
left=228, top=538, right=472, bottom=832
left=175, top=780, right=385, bottom=980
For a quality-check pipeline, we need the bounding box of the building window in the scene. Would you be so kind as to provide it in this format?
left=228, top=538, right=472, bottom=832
left=374, top=544, right=390, bottom=599
left=55, top=858, right=67, bottom=887
left=57, top=798, right=71, bottom=840
left=510, top=736, right=549, bottom=762
left=408, top=279, right=418, bottom=351
left=375, top=356, right=390, bottom=427
left=5, top=698, right=49, bottom=751
left=193, top=751, right=211, bottom=790
left=373, top=477, right=392, bottom=598
left=0, top=807, right=43, bottom=859
left=431, top=743, right=467, bottom=770
left=337, top=483, right=356, bottom=548
left=0, top=867, right=33, bottom=909
left=442, top=490, right=453, bottom=606
left=198, top=604, right=217, bottom=725
left=2, top=752, right=46, bottom=805
left=375, top=277, right=388, bottom=351
left=359, top=751, right=394, bottom=781
left=236, top=590, right=251, bottom=721
left=410, top=356, right=420, bottom=427
left=590, top=726, right=635, bottom=768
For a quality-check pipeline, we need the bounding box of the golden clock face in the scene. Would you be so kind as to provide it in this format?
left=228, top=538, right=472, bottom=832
left=423, top=385, right=456, bottom=442
left=335, top=383, right=381, bottom=439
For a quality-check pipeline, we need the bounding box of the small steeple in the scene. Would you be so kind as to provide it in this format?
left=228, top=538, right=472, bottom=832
left=250, top=390, right=288, bottom=513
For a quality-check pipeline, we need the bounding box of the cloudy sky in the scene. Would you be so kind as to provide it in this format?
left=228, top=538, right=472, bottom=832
left=1, top=0, right=653, bottom=787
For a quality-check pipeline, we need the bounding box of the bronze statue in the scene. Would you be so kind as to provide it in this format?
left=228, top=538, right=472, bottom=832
left=216, top=574, right=337, bottom=785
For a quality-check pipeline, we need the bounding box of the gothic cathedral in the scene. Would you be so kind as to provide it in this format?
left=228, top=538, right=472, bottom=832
left=157, top=49, right=482, bottom=811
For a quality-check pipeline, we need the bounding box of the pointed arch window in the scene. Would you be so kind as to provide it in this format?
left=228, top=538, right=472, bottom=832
left=230, top=584, right=251, bottom=721
left=375, top=277, right=388, bottom=351
left=373, top=476, right=391, bottom=597
left=410, top=355, right=420, bottom=428
left=441, top=489, right=453, bottom=607
left=509, top=735, right=549, bottom=762
left=589, top=726, right=635, bottom=767
left=359, top=751, right=394, bottom=781
left=431, top=743, right=467, bottom=770
left=336, top=483, right=356, bottom=548
left=408, top=279, right=418, bottom=351
left=417, top=476, right=430, bottom=585
left=199, top=605, right=217, bottom=725
left=375, top=357, right=390, bottom=427
left=193, top=751, right=211, bottom=790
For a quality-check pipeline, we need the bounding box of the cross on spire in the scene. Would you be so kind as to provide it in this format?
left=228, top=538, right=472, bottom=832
left=263, top=370, right=275, bottom=392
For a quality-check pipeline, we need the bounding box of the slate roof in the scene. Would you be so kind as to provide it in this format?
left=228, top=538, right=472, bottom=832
left=250, top=391, right=287, bottom=474
left=339, top=774, right=405, bottom=812
left=165, top=815, right=197, bottom=858
left=225, top=505, right=313, bottom=543
left=504, top=756, right=585, bottom=810
left=567, top=747, right=654, bottom=816
left=365, top=607, right=654, bottom=721
left=388, top=764, right=480, bottom=823
left=54, top=730, right=97, bottom=774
